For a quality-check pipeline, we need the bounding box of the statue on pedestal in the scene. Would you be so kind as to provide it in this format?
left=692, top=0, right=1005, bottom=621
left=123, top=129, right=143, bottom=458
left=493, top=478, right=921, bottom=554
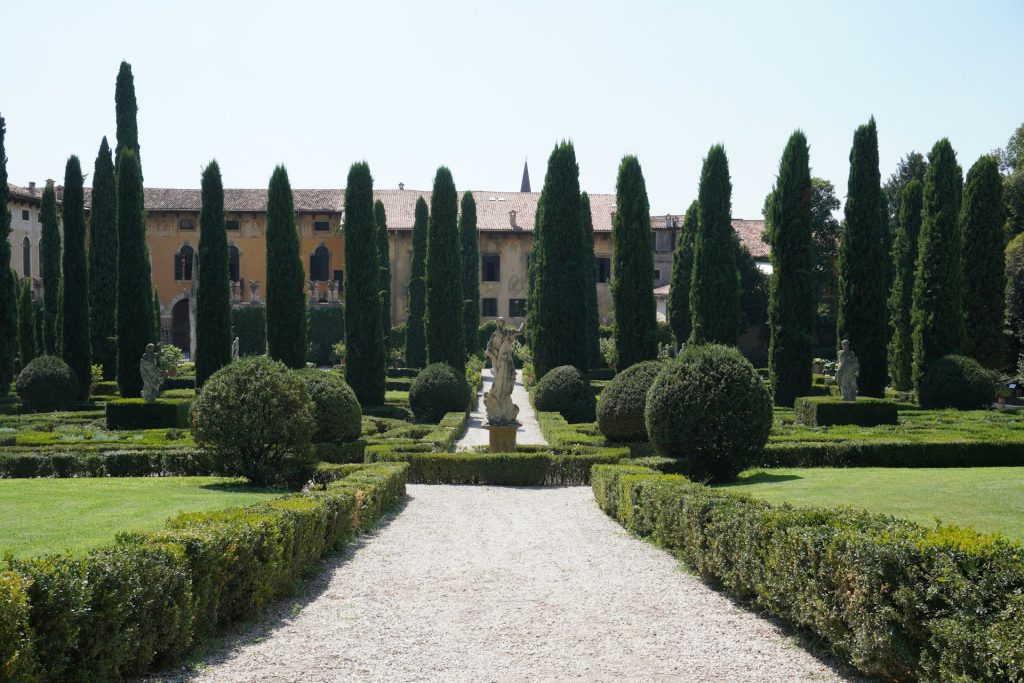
left=483, top=317, right=524, bottom=425
left=140, top=343, right=165, bottom=403
left=231, top=336, right=239, bottom=362
left=248, top=280, right=261, bottom=304
left=836, top=339, right=859, bottom=401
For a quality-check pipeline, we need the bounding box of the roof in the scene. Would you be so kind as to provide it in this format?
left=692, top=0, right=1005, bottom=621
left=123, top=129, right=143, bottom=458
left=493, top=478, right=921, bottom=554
left=137, top=188, right=344, bottom=213
left=731, top=219, right=770, bottom=259
left=7, top=183, right=44, bottom=204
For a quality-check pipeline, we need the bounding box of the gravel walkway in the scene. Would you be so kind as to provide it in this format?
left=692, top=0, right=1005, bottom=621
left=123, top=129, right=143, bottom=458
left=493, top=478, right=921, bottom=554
left=151, top=486, right=853, bottom=682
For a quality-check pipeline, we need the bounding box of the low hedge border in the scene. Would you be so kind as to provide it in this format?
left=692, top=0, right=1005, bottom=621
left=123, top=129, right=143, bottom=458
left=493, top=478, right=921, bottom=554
left=91, top=381, right=119, bottom=397
left=0, top=449, right=211, bottom=478
left=762, top=440, right=1024, bottom=468
left=592, top=464, right=1024, bottom=682
left=0, top=462, right=408, bottom=681
left=106, top=399, right=192, bottom=430
left=312, top=440, right=366, bottom=464
left=794, top=396, right=899, bottom=427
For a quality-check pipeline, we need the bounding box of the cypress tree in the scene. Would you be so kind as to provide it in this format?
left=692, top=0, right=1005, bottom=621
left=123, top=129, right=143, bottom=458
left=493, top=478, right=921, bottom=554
left=195, top=160, right=232, bottom=385
left=460, top=192, right=480, bottom=353
left=265, top=166, right=306, bottom=368
left=961, top=155, right=1006, bottom=368
left=765, top=131, right=815, bottom=406
left=0, top=116, right=15, bottom=396
left=374, top=199, right=391, bottom=353
left=689, top=144, right=738, bottom=345
left=668, top=201, right=697, bottom=346
left=913, top=138, right=965, bottom=391
left=114, top=61, right=141, bottom=179
left=580, top=192, right=601, bottom=368
left=836, top=118, right=889, bottom=397
left=524, top=196, right=545, bottom=353
left=89, top=138, right=117, bottom=379
left=887, top=179, right=923, bottom=391
left=406, top=197, right=428, bottom=368
left=115, top=149, right=154, bottom=397
left=425, top=167, right=465, bottom=373
left=40, top=183, right=61, bottom=354
left=17, top=279, right=35, bottom=368
left=345, top=162, right=386, bottom=404
left=611, top=155, right=657, bottom=370
left=60, top=155, right=91, bottom=398
left=531, top=141, right=588, bottom=379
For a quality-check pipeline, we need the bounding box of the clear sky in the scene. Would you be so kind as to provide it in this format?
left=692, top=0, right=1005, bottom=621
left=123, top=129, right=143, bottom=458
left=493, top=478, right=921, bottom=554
left=3, top=0, right=1021, bottom=217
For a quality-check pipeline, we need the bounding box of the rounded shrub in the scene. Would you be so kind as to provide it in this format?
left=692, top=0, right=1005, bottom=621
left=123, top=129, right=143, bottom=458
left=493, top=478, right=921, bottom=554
left=597, top=360, right=662, bottom=442
left=409, top=362, right=469, bottom=424
left=16, top=356, right=79, bottom=412
left=918, top=354, right=995, bottom=410
left=296, top=369, right=362, bottom=443
left=645, top=344, right=772, bottom=483
left=191, top=356, right=315, bottom=488
left=534, top=365, right=596, bottom=424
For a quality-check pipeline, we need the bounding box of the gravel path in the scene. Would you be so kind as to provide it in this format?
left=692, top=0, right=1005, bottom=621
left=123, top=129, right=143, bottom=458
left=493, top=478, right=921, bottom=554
left=151, top=486, right=853, bottom=682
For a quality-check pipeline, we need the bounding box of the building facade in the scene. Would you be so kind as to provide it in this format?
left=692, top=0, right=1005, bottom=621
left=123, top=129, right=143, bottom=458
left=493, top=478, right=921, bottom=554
left=6, top=181, right=59, bottom=300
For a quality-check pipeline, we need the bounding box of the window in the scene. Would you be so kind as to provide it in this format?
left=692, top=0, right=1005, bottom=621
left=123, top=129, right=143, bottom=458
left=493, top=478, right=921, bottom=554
left=229, top=246, right=240, bottom=282
left=179, top=218, right=195, bottom=231
left=482, top=253, right=500, bottom=282
left=508, top=298, right=527, bottom=318
left=314, top=220, right=330, bottom=232
left=22, top=238, right=30, bottom=277
left=310, top=245, right=330, bottom=281
left=596, top=257, right=611, bottom=283
left=653, top=268, right=662, bottom=281
left=21, top=210, right=29, bottom=221
left=226, top=219, right=240, bottom=231
left=175, top=245, right=195, bottom=281
left=481, top=298, right=498, bottom=317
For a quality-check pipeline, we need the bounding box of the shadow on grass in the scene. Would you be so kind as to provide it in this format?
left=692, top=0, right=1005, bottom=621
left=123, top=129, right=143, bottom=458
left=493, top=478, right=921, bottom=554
left=197, top=481, right=283, bottom=494
left=721, top=471, right=803, bottom=487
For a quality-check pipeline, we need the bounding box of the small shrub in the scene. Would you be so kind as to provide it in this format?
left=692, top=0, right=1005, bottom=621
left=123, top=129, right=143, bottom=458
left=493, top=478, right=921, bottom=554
left=296, top=370, right=362, bottom=443
left=597, top=360, right=662, bottom=442
left=408, top=363, right=469, bottom=424
left=16, top=356, right=79, bottom=412
left=106, top=399, right=191, bottom=430
left=534, top=365, right=596, bottom=423
left=918, top=354, right=996, bottom=410
left=157, top=344, right=185, bottom=374
left=793, top=396, right=899, bottom=427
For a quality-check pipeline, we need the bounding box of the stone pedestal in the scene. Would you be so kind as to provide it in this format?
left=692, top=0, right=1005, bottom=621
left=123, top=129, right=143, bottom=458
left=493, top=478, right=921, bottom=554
left=486, top=424, right=517, bottom=453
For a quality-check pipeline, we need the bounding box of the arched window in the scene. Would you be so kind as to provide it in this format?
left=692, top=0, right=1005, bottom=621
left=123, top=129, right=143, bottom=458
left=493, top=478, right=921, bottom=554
left=175, top=245, right=195, bottom=281
left=229, top=246, right=240, bottom=282
left=309, top=245, right=330, bottom=281
left=22, top=237, right=31, bottom=277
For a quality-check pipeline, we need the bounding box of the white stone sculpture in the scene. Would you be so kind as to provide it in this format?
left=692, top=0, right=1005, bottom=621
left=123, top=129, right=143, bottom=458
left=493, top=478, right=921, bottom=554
left=483, top=317, right=524, bottom=425
left=140, top=343, right=164, bottom=403
left=836, top=339, right=859, bottom=401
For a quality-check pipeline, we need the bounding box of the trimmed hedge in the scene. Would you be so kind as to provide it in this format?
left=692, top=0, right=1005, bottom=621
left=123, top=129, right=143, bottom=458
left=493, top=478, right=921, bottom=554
left=597, top=360, right=662, bottom=442
left=793, top=396, right=899, bottom=427
left=296, top=370, right=362, bottom=443
left=162, top=376, right=196, bottom=391
left=307, top=306, right=345, bottom=366
left=91, top=380, right=119, bottom=396
left=312, top=440, right=366, bottom=464
left=408, top=363, right=469, bottom=424
left=365, top=448, right=625, bottom=485
left=106, top=398, right=191, bottom=430
left=762, top=440, right=1024, bottom=469
left=231, top=305, right=266, bottom=357
left=919, top=354, right=995, bottom=410
left=534, top=365, right=596, bottom=423
left=16, top=356, right=79, bottom=412
left=593, top=464, right=1024, bottom=681
left=0, top=449, right=211, bottom=479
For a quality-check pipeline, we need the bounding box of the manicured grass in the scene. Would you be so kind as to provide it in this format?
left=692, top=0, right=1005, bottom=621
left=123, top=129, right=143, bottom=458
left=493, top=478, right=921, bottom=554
left=0, top=476, right=283, bottom=558
left=721, top=467, right=1024, bottom=541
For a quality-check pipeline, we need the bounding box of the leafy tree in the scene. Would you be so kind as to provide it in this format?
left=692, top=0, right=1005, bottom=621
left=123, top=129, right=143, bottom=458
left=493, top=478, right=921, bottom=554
left=17, top=279, right=35, bottom=368
left=611, top=155, right=657, bottom=370
left=998, top=123, right=1024, bottom=237
left=883, top=151, right=927, bottom=226
left=344, top=162, right=386, bottom=404
left=809, top=177, right=841, bottom=307
left=89, top=138, right=117, bottom=379
left=60, top=155, right=91, bottom=398
left=459, top=192, right=479, bottom=353
left=40, top=183, right=61, bottom=354
left=425, top=167, right=465, bottom=373
left=406, top=197, right=428, bottom=368
left=961, top=155, right=1006, bottom=368
left=738, top=244, right=769, bottom=334
left=1007, top=234, right=1024, bottom=347
left=196, top=160, right=232, bottom=386
left=690, top=144, right=738, bottom=345
left=580, top=192, right=601, bottom=367
left=265, top=166, right=306, bottom=368
left=0, top=116, right=15, bottom=396
left=374, top=199, right=391, bottom=353
left=114, top=61, right=142, bottom=180
left=668, top=200, right=698, bottom=346
left=887, top=180, right=923, bottom=391
left=836, top=118, right=888, bottom=397
left=912, top=138, right=965, bottom=392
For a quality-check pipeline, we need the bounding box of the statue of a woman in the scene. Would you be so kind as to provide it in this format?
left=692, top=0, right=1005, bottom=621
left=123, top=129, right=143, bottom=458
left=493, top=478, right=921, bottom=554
left=140, top=343, right=165, bottom=403
left=483, top=317, right=524, bottom=425
left=835, top=339, right=859, bottom=401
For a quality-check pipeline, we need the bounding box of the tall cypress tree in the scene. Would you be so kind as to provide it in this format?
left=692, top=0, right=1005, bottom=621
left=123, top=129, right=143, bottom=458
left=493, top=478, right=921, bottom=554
left=196, top=160, right=232, bottom=385
left=114, top=61, right=141, bottom=180
left=460, top=192, right=480, bottom=353
left=668, top=201, right=697, bottom=346
left=17, top=280, right=35, bottom=368
left=115, top=149, right=154, bottom=397
left=0, top=116, right=15, bottom=396
left=425, top=167, right=465, bottom=373
left=836, top=118, right=889, bottom=397
left=961, top=155, right=1005, bottom=368
left=406, top=197, right=428, bottom=368
left=524, top=196, right=545, bottom=353
left=60, top=156, right=91, bottom=398
left=580, top=192, right=601, bottom=368
left=913, top=138, right=965, bottom=391
left=689, top=144, right=738, bottom=345
left=531, top=141, right=588, bottom=379
left=345, top=162, right=386, bottom=404
left=766, top=131, right=815, bottom=406
left=40, top=183, right=61, bottom=354
left=89, top=138, right=117, bottom=379
left=265, top=166, right=306, bottom=368
left=374, top=199, right=391, bottom=353
left=611, top=155, right=657, bottom=370
left=887, top=179, right=923, bottom=391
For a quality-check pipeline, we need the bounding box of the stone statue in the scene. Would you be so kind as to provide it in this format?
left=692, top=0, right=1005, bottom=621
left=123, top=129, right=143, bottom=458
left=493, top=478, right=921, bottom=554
left=140, top=343, right=164, bottom=403
left=835, top=339, right=859, bottom=401
left=483, top=317, right=525, bottom=425
left=231, top=336, right=240, bottom=362
left=248, top=280, right=261, bottom=303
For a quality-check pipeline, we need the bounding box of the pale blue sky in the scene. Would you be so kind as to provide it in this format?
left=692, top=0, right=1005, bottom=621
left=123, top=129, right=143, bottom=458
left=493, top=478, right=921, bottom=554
left=3, top=0, right=1021, bottom=217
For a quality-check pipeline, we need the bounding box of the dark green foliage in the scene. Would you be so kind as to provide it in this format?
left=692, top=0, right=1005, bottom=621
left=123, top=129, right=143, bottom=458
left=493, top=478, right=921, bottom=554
left=366, top=448, right=623, bottom=485
left=836, top=118, right=889, bottom=397
left=344, top=162, right=386, bottom=404
left=0, top=118, right=15, bottom=398
left=883, top=151, right=927, bottom=226
left=887, top=180, right=923, bottom=391
left=913, top=139, right=965, bottom=392
left=114, top=61, right=141, bottom=179
left=295, top=369, right=362, bottom=443
left=529, top=142, right=589, bottom=377
left=1007, top=234, right=1024, bottom=345
left=459, top=192, right=480, bottom=353
left=105, top=399, right=191, bottom=429
left=644, top=344, right=772, bottom=483
left=307, top=306, right=344, bottom=366
left=690, top=145, right=738, bottom=345
left=374, top=200, right=391, bottom=352
left=738, top=244, right=768, bottom=334
left=60, top=156, right=91, bottom=399
left=961, top=155, right=1006, bottom=368
left=596, top=360, right=662, bottom=442
left=534, top=365, right=595, bottom=423
left=408, top=362, right=469, bottom=424
left=89, top=138, right=117, bottom=380
left=17, top=280, right=35, bottom=368
left=265, top=166, right=306, bottom=368
left=40, top=183, right=61, bottom=355
left=406, top=197, right=428, bottom=368
left=809, top=178, right=842, bottom=308
left=611, top=156, right=658, bottom=370
left=580, top=192, right=601, bottom=367
left=918, top=354, right=995, bottom=410
left=478, top=320, right=497, bottom=352
left=0, top=571, right=34, bottom=682
left=1002, top=124, right=1024, bottom=237
left=231, top=306, right=265, bottom=356
left=793, top=396, right=899, bottom=427
left=425, top=167, right=465, bottom=373
left=16, top=356, right=78, bottom=412
left=766, top=131, right=815, bottom=407
left=196, top=161, right=232, bottom=386
left=668, top=201, right=697, bottom=346
left=115, top=150, right=154, bottom=398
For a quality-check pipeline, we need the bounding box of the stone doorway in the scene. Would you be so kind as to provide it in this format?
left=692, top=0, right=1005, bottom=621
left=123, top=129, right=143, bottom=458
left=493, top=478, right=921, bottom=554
left=172, top=298, right=190, bottom=354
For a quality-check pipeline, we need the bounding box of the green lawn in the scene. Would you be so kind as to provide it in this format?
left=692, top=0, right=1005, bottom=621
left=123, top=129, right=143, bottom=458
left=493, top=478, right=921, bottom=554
left=721, top=467, right=1024, bottom=541
left=0, top=477, right=283, bottom=558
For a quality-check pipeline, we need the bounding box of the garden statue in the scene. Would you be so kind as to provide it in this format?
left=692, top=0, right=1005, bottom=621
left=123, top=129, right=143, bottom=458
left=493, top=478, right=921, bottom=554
left=231, top=336, right=240, bottom=362
left=248, top=280, right=261, bottom=303
left=140, top=343, right=165, bottom=403
left=484, top=317, right=525, bottom=426
left=836, top=339, right=859, bottom=401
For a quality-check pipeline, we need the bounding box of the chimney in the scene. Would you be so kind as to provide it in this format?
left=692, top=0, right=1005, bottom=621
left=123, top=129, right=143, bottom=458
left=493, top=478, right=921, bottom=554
left=398, top=182, right=405, bottom=191
left=28, top=182, right=36, bottom=193
left=509, top=210, right=517, bottom=229
left=45, top=179, right=55, bottom=188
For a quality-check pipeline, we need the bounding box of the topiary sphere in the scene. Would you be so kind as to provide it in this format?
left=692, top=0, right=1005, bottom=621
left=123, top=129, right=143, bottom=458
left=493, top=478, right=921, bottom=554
left=191, top=356, right=316, bottom=489
left=534, top=365, right=596, bottom=424
left=16, top=356, right=78, bottom=412
left=918, top=355, right=995, bottom=410
left=409, top=363, right=469, bottom=424
left=645, top=344, right=772, bottom=483
left=296, top=369, right=362, bottom=443
left=597, top=361, right=663, bottom=442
